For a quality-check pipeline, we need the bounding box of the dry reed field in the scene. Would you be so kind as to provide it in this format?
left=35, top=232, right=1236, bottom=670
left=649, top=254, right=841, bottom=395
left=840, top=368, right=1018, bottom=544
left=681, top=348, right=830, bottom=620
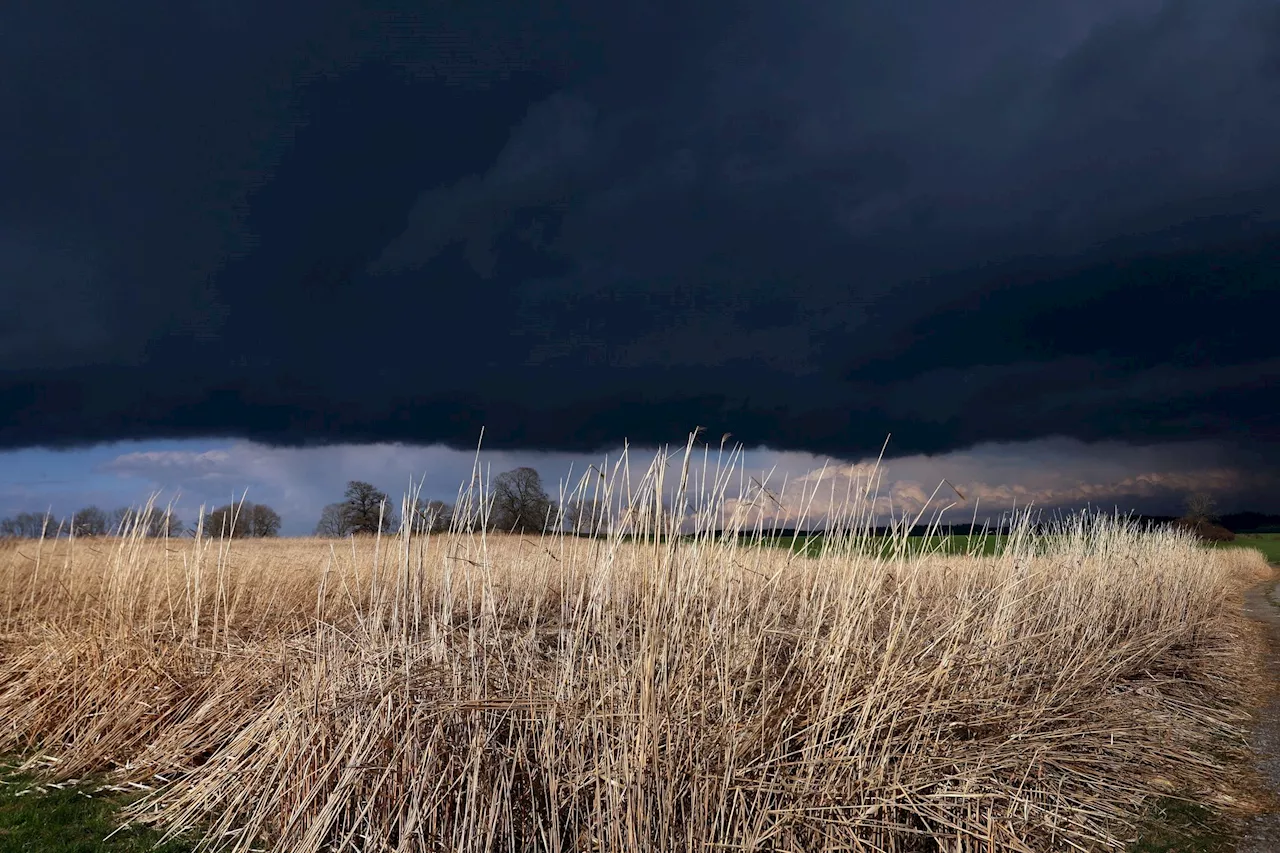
left=0, top=445, right=1272, bottom=853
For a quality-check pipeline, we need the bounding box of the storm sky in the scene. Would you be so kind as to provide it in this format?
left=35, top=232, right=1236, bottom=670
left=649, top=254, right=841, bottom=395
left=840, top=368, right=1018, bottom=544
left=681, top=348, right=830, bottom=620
left=2, top=0, right=1279, bottom=530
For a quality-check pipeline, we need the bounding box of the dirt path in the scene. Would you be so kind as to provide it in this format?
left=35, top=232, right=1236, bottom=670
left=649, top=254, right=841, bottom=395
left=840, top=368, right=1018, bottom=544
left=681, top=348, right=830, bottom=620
left=1237, top=573, right=1280, bottom=852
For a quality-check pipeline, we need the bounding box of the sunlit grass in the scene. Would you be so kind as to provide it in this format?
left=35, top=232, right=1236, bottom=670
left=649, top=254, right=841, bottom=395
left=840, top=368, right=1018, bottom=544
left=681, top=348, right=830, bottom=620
left=0, top=438, right=1270, bottom=852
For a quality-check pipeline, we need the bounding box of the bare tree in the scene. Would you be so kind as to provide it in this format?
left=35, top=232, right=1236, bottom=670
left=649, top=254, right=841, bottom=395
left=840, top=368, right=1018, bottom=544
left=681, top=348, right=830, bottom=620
left=72, top=506, right=107, bottom=537
left=1183, top=492, right=1219, bottom=524
left=315, top=502, right=355, bottom=538
left=107, top=506, right=138, bottom=536
left=490, top=467, right=556, bottom=533
left=103, top=506, right=181, bottom=538
left=146, top=509, right=184, bottom=538
left=204, top=502, right=283, bottom=538
left=617, top=497, right=677, bottom=539
left=249, top=503, right=283, bottom=537
left=204, top=504, right=244, bottom=538
left=411, top=500, right=453, bottom=534
left=565, top=498, right=608, bottom=536
left=0, top=507, right=55, bottom=535
left=0, top=512, right=52, bottom=539
left=342, top=481, right=397, bottom=535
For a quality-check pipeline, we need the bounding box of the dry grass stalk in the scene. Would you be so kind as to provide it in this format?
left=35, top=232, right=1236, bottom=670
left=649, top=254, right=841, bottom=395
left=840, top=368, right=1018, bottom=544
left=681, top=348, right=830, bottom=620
left=0, top=442, right=1271, bottom=852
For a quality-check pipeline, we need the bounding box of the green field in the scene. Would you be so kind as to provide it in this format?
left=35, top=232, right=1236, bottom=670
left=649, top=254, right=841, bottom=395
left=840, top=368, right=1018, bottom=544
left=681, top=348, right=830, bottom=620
left=0, top=772, right=192, bottom=853
left=0, top=774, right=1235, bottom=853
left=769, top=533, right=1010, bottom=559
left=774, top=531, right=1280, bottom=564
left=600, top=529, right=1273, bottom=563
left=1220, top=533, right=1280, bottom=564
left=1129, top=798, right=1234, bottom=853
left=607, top=532, right=1011, bottom=558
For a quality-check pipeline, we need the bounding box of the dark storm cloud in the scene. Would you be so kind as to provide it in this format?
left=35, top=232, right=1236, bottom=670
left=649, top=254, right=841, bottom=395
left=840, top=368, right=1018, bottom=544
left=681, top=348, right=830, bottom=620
left=2, top=0, right=1279, bottom=460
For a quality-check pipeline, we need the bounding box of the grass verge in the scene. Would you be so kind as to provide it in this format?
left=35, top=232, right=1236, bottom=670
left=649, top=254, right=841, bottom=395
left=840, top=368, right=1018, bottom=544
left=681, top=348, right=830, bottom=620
left=1, top=771, right=1240, bottom=853
left=0, top=769, right=193, bottom=853
left=1129, top=797, right=1237, bottom=852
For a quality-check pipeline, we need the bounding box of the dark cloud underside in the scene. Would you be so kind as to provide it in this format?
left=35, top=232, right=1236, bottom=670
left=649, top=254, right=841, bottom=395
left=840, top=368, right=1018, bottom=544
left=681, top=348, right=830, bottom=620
left=0, top=0, right=1278, bottom=461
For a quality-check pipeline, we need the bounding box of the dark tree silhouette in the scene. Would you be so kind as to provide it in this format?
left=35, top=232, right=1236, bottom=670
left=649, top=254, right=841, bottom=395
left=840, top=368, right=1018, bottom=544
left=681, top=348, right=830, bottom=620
left=489, top=467, right=556, bottom=533
left=72, top=506, right=107, bottom=537
left=342, top=481, right=397, bottom=535
left=146, top=509, right=183, bottom=538
left=0, top=512, right=52, bottom=539
left=565, top=498, right=608, bottom=536
left=315, top=502, right=355, bottom=538
left=411, top=499, right=453, bottom=534
left=104, top=506, right=182, bottom=537
left=249, top=503, right=283, bottom=537
left=203, top=502, right=282, bottom=538
left=1183, top=492, right=1219, bottom=523
left=107, top=507, right=137, bottom=535
left=1176, top=491, right=1234, bottom=542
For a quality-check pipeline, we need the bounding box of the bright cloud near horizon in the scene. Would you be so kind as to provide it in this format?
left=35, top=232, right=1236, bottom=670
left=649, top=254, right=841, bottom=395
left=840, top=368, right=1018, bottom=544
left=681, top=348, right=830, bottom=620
left=0, top=436, right=1267, bottom=536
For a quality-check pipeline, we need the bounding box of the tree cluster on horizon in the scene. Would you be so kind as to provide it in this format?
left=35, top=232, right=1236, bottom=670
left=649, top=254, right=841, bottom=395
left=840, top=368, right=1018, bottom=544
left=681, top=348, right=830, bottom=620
left=199, top=502, right=283, bottom=539
left=315, top=481, right=400, bottom=537
left=0, top=505, right=185, bottom=539
left=1, top=483, right=1268, bottom=541
left=313, top=469, right=567, bottom=538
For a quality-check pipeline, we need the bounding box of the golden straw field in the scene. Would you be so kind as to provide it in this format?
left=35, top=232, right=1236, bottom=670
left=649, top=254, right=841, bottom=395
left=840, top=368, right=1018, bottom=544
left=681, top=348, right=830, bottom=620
left=0, top=454, right=1272, bottom=852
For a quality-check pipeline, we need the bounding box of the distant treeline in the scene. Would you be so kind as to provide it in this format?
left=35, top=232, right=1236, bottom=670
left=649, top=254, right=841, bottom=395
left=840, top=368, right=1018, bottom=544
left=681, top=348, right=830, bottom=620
left=0, top=502, right=282, bottom=540
left=0, top=506, right=184, bottom=539
left=2, top=495, right=1276, bottom=541
left=1215, top=512, right=1280, bottom=533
